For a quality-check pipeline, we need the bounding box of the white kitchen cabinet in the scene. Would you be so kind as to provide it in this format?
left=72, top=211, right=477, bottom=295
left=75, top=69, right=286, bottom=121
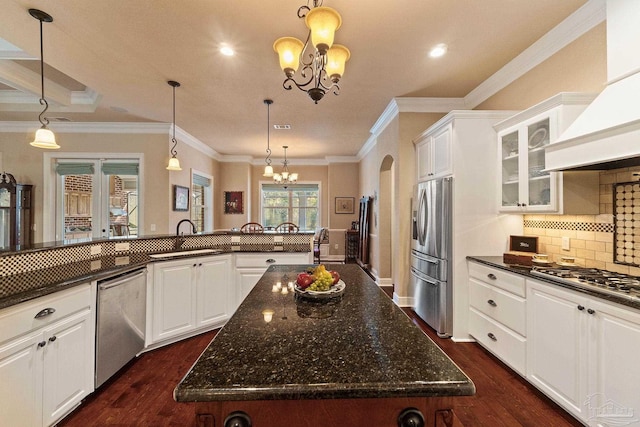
left=152, top=254, right=233, bottom=344
left=414, top=111, right=522, bottom=340
left=0, top=284, right=94, bottom=427
left=467, top=261, right=526, bottom=375
left=527, top=278, right=640, bottom=426
left=495, top=93, right=599, bottom=213
left=234, top=252, right=312, bottom=306
left=415, top=122, right=452, bottom=182
left=196, top=255, right=234, bottom=328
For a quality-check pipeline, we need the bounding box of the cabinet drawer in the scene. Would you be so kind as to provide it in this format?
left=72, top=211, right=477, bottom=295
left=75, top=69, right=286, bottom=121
left=469, top=308, right=526, bottom=375
left=0, top=284, right=92, bottom=345
left=235, top=253, right=310, bottom=268
left=468, top=262, right=525, bottom=297
left=469, top=278, right=526, bottom=336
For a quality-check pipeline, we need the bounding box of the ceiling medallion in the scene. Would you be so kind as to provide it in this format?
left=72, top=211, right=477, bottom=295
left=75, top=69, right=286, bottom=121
left=273, top=1, right=350, bottom=104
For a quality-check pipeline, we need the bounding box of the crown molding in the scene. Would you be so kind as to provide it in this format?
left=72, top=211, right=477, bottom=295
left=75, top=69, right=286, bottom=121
left=357, top=133, right=378, bottom=160
left=465, top=0, right=606, bottom=108
left=174, top=126, right=220, bottom=159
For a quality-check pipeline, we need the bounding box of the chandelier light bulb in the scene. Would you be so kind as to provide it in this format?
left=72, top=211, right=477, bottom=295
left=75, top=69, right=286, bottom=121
left=274, top=37, right=304, bottom=76
left=326, top=44, right=350, bottom=81
left=305, top=6, right=342, bottom=54
left=264, top=165, right=274, bottom=177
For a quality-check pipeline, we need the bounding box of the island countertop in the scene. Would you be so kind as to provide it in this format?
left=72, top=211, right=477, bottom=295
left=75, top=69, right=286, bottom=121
left=174, top=264, right=474, bottom=402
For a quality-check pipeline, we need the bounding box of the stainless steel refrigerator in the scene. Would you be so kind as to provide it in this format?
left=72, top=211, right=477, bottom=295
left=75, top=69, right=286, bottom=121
left=411, top=177, right=453, bottom=337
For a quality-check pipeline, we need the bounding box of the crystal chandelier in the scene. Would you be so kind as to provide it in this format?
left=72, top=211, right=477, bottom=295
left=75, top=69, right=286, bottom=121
left=273, top=146, right=298, bottom=186
left=273, top=1, right=350, bottom=104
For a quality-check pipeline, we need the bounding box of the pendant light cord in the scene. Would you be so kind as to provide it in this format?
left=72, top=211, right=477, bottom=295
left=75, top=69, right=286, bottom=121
left=170, top=83, right=178, bottom=157
left=37, top=17, right=49, bottom=128
left=264, top=99, right=273, bottom=167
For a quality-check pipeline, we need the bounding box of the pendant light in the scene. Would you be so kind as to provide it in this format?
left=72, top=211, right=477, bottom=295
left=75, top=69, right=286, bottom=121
left=166, top=80, right=182, bottom=171
left=29, top=9, right=59, bottom=149
left=263, top=99, right=274, bottom=177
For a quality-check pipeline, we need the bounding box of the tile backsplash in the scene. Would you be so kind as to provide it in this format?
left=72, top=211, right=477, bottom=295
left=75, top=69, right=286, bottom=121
left=523, top=166, right=640, bottom=276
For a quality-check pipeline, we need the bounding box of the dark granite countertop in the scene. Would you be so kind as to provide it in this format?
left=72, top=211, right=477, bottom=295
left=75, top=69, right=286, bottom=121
left=174, top=264, right=475, bottom=402
left=0, top=249, right=308, bottom=310
left=467, top=256, right=640, bottom=311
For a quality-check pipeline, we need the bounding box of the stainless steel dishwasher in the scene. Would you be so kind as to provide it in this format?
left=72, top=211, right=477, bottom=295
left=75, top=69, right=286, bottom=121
left=95, top=267, right=147, bottom=388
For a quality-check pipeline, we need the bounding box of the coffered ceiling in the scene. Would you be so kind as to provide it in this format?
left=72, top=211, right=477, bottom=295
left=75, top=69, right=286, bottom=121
left=0, top=0, right=592, bottom=160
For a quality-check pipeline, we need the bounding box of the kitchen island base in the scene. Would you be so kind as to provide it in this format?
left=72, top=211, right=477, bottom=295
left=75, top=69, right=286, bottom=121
left=193, top=397, right=463, bottom=427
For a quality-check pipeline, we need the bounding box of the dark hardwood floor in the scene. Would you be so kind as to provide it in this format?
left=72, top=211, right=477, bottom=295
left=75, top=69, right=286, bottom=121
left=58, top=304, right=583, bottom=426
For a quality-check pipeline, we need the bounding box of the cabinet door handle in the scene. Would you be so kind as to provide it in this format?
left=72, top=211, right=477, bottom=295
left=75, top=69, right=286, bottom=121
left=48, top=336, right=57, bottom=343
left=521, top=203, right=527, bottom=207
left=587, top=308, right=596, bottom=315
left=199, top=263, right=202, bottom=267
left=487, top=299, right=497, bottom=307
left=487, top=274, right=497, bottom=280
left=266, top=259, right=276, bottom=264
left=37, top=341, right=47, bottom=348
left=34, top=307, right=56, bottom=319
left=487, top=333, right=497, bottom=341
left=577, top=305, right=585, bottom=311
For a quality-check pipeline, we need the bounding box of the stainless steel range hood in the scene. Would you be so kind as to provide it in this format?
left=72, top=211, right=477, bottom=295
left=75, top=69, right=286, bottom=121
left=546, top=0, right=640, bottom=171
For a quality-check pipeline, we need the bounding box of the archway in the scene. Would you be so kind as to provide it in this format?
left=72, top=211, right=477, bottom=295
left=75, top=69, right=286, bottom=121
left=378, top=155, right=394, bottom=286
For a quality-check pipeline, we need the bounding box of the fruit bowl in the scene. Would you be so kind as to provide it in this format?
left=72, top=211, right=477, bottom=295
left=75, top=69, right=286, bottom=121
left=294, top=280, right=346, bottom=300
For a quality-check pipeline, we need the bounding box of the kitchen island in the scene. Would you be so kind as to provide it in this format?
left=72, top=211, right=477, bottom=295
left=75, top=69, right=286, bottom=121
left=174, top=264, right=474, bottom=427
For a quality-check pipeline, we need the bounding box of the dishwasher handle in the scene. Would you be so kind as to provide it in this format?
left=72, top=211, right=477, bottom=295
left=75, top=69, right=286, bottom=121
left=98, top=269, right=146, bottom=291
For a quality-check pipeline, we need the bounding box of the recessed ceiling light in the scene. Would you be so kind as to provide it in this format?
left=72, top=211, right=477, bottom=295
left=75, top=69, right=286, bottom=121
left=429, top=43, right=448, bottom=58
left=220, top=45, right=235, bottom=56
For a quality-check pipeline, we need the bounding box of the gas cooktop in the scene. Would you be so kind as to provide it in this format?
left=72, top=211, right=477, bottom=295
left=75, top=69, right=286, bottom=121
left=530, top=265, right=640, bottom=301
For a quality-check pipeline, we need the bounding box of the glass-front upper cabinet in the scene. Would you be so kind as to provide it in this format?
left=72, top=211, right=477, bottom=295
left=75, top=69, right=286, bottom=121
left=499, top=116, right=554, bottom=212
left=496, top=93, right=598, bottom=214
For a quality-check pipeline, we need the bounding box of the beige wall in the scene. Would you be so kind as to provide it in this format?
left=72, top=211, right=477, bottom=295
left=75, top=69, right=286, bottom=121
left=477, top=24, right=607, bottom=110
left=328, top=163, right=359, bottom=230
left=359, top=112, right=443, bottom=293
left=244, top=163, right=358, bottom=233
left=0, top=130, right=219, bottom=242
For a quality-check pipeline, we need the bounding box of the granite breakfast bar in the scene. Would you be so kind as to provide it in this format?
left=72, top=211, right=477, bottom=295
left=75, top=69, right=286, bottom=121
left=174, top=264, right=474, bottom=427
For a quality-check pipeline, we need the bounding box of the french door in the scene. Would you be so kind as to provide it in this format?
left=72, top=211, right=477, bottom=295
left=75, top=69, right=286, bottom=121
left=54, top=159, right=140, bottom=242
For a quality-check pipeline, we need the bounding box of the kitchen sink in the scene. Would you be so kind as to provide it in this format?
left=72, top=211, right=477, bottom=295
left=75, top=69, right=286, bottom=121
left=148, top=249, right=223, bottom=259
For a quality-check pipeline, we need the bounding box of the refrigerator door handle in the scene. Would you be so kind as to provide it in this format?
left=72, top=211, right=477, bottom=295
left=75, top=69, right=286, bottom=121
left=417, top=188, right=427, bottom=246
left=411, top=250, right=441, bottom=265
left=410, top=266, right=439, bottom=286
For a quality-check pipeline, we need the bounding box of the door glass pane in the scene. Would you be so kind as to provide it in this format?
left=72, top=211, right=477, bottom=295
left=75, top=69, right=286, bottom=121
left=191, top=183, right=205, bottom=233
left=63, top=174, right=94, bottom=242
left=107, top=175, right=138, bottom=237
left=501, top=131, right=519, bottom=207
left=527, top=118, right=550, bottom=206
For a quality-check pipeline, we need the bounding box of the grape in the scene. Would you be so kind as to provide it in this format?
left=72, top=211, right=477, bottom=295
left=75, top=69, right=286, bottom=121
left=308, top=267, right=334, bottom=291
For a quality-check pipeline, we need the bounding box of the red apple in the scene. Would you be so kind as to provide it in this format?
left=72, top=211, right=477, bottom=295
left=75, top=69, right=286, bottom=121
left=330, top=270, right=340, bottom=285
left=297, top=273, right=313, bottom=288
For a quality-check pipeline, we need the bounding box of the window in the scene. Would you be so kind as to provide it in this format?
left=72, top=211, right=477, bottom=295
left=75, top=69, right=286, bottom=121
left=262, top=184, right=319, bottom=231
left=191, top=171, right=213, bottom=233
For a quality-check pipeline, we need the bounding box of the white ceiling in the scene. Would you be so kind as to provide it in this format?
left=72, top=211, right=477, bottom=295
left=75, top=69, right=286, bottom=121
left=0, top=0, right=593, bottom=161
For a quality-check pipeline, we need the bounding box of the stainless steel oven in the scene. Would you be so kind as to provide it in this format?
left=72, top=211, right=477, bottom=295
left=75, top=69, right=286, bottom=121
left=95, top=267, right=147, bottom=388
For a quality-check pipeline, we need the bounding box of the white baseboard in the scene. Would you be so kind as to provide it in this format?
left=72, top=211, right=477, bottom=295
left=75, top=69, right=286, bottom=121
left=394, top=294, right=414, bottom=307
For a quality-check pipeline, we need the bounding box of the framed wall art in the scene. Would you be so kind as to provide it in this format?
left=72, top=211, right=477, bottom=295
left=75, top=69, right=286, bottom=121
left=173, top=185, right=190, bottom=211
left=224, top=191, right=244, bottom=214
left=335, top=197, right=355, bottom=214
